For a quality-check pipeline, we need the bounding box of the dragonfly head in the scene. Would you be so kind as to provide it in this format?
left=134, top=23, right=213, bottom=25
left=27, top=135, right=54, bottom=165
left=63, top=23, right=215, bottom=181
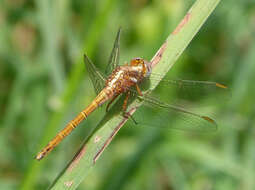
left=130, top=57, right=152, bottom=78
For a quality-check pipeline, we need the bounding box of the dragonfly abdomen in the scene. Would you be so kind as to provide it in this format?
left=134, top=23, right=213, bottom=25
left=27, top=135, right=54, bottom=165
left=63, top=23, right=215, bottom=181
left=35, top=89, right=113, bottom=160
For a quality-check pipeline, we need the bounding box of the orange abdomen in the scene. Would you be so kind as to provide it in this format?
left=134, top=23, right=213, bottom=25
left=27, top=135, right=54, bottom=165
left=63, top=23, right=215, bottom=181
left=35, top=89, right=112, bottom=160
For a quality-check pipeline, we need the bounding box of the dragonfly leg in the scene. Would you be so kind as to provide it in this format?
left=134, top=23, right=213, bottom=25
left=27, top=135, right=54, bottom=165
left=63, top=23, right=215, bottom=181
left=123, top=111, right=138, bottom=124
left=121, top=91, right=138, bottom=124
left=122, top=91, right=131, bottom=112
left=106, top=94, right=119, bottom=112
left=136, top=84, right=143, bottom=96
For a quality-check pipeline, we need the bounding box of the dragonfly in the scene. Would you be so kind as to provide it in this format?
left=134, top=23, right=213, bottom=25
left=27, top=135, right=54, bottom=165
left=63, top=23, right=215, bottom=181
left=35, top=28, right=228, bottom=160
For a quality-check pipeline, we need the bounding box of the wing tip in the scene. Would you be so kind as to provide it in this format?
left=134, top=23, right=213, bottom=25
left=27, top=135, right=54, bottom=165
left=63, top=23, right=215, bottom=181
left=118, top=26, right=122, bottom=32
left=116, top=27, right=122, bottom=43
left=216, top=83, right=228, bottom=89
left=83, top=53, right=89, bottom=60
left=83, top=53, right=93, bottom=67
left=201, top=115, right=218, bottom=131
left=201, top=115, right=216, bottom=123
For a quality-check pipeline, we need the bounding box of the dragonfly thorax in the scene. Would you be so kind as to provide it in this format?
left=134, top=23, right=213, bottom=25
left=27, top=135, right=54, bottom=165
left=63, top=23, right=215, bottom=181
left=130, top=57, right=151, bottom=78
left=105, top=58, right=151, bottom=94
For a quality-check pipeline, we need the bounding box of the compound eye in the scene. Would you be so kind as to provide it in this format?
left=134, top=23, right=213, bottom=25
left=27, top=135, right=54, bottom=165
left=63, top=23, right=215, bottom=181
left=131, top=57, right=144, bottom=65
left=136, top=58, right=143, bottom=62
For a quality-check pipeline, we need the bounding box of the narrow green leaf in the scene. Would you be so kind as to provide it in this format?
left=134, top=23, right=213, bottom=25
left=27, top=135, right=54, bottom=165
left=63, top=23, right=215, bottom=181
left=49, top=0, right=221, bottom=189
left=20, top=0, right=117, bottom=189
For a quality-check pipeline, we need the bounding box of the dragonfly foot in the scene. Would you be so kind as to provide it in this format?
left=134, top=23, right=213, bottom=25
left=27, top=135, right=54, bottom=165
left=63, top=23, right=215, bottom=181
left=123, top=111, right=138, bottom=125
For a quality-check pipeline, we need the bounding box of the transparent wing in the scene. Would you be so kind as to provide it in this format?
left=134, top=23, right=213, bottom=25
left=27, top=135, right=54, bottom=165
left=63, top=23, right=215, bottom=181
left=146, top=75, right=230, bottom=104
left=132, top=94, right=218, bottom=132
left=118, top=83, right=219, bottom=132
left=83, top=54, right=106, bottom=94
left=105, top=28, right=121, bottom=76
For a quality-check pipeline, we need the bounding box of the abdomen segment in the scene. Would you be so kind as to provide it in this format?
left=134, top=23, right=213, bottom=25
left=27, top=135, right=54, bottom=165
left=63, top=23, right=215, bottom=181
left=35, top=89, right=111, bottom=160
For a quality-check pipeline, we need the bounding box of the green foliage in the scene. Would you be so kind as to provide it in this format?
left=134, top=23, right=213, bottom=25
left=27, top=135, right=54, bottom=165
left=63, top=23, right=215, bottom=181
left=0, top=0, right=254, bottom=190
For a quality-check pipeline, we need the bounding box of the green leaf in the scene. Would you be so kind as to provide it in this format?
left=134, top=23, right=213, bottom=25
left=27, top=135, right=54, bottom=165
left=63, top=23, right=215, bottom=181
left=49, top=0, right=221, bottom=189
left=20, top=0, right=118, bottom=189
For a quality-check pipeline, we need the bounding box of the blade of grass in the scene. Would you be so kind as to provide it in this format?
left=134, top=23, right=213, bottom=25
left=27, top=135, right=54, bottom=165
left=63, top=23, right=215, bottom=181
left=160, top=157, right=189, bottom=190
left=36, top=0, right=65, bottom=94
left=222, top=19, right=255, bottom=171
left=242, top=129, right=255, bottom=190
left=99, top=129, right=161, bottom=190
left=20, top=0, right=117, bottom=189
left=49, top=0, right=222, bottom=189
left=0, top=57, right=29, bottom=160
left=165, top=140, right=248, bottom=179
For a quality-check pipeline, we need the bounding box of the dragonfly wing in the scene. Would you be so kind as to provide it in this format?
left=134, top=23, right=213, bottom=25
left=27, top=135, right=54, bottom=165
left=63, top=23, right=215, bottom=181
left=105, top=28, right=121, bottom=76
left=147, top=76, right=230, bottom=104
left=84, top=54, right=106, bottom=94
left=132, top=93, right=217, bottom=132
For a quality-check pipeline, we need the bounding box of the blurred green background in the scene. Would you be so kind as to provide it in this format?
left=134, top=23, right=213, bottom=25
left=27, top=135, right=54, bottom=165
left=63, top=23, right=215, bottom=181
left=1, top=0, right=255, bottom=189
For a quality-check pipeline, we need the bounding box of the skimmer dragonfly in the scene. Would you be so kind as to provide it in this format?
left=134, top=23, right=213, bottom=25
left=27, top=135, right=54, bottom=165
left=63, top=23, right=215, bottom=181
left=35, top=29, right=228, bottom=160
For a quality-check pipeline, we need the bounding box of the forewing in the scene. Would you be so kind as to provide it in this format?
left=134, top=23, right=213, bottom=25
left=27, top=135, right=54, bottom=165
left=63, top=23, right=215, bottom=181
left=147, top=75, right=230, bottom=105
left=84, top=54, right=106, bottom=94
left=105, top=28, right=121, bottom=76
